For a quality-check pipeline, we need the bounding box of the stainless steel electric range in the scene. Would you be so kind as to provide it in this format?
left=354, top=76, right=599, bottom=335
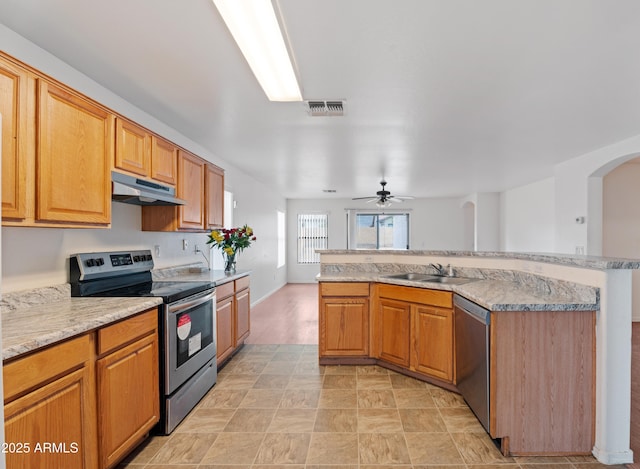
left=70, top=249, right=216, bottom=434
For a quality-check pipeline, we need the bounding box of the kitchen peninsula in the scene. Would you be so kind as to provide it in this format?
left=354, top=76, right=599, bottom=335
left=317, top=249, right=639, bottom=465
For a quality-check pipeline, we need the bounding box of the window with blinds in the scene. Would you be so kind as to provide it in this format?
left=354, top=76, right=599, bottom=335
left=297, top=213, right=328, bottom=264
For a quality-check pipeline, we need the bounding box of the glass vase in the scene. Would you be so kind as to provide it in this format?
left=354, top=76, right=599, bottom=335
left=224, top=253, right=236, bottom=274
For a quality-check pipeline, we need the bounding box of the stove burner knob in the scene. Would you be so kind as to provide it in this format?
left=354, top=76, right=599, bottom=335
left=95, top=258, right=105, bottom=266
left=133, top=255, right=140, bottom=262
left=85, top=259, right=95, bottom=267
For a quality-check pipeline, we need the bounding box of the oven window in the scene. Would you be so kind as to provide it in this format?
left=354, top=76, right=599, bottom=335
left=175, top=301, right=214, bottom=368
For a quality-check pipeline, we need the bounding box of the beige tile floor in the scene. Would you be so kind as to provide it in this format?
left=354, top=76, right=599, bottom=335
left=120, top=344, right=623, bottom=469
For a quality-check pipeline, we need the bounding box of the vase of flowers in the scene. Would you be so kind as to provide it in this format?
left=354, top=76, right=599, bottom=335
left=207, top=225, right=256, bottom=274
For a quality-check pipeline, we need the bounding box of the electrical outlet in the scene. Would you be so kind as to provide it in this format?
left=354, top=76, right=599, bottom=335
left=194, top=244, right=201, bottom=253
left=154, top=245, right=160, bottom=257
left=182, top=239, right=189, bottom=251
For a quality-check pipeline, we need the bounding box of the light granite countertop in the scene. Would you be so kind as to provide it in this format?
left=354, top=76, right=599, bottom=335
left=2, top=295, right=162, bottom=361
left=318, top=249, right=640, bottom=270
left=317, top=272, right=598, bottom=312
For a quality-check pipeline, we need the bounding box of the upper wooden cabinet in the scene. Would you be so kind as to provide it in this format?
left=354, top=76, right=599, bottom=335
left=0, top=57, right=34, bottom=221
left=37, top=80, right=113, bottom=225
left=142, top=151, right=224, bottom=232
left=206, top=163, right=224, bottom=229
left=151, top=135, right=178, bottom=185
left=114, top=117, right=177, bottom=186
left=1, top=53, right=114, bottom=228
left=115, top=117, right=151, bottom=177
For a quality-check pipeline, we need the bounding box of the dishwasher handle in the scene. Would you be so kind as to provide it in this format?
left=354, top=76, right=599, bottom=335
left=454, top=294, right=490, bottom=325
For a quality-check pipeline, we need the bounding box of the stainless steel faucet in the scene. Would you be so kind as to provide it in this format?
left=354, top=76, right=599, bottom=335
left=429, top=263, right=455, bottom=277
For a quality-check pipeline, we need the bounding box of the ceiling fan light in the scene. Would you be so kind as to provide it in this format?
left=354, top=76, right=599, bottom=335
left=376, top=199, right=391, bottom=208
left=213, top=0, right=302, bottom=102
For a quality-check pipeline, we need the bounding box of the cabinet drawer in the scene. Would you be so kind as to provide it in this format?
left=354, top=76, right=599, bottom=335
left=377, top=284, right=452, bottom=308
left=3, top=334, right=91, bottom=403
left=216, top=280, right=235, bottom=300
left=320, top=282, right=370, bottom=297
left=97, top=309, right=157, bottom=356
left=235, top=275, right=250, bottom=292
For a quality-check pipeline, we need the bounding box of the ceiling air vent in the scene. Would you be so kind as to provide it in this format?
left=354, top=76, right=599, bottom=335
left=305, top=100, right=346, bottom=116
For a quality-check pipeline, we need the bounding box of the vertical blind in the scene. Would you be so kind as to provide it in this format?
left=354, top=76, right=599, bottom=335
left=297, top=213, right=328, bottom=264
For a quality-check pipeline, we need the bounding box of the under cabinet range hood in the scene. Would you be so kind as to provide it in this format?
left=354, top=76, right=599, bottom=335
left=111, top=171, right=186, bottom=206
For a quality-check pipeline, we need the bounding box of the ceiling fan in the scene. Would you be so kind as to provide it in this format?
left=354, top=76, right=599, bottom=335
left=352, top=180, right=414, bottom=208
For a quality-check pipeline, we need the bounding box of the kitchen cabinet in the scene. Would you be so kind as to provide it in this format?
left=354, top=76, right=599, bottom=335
left=411, top=304, right=453, bottom=381
left=96, top=309, right=159, bottom=469
left=37, top=80, right=113, bottom=226
left=319, top=282, right=370, bottom=358
left=3, top=334, right=98, bottom=469
left=216, top=275, right=251, bottom=367
left=2, top=308, right=159, bottom=469
left=0, top=54, right=34, bottom=222
left=205, top=163, right=225, bottom=229
left=1, top=54, right=113, bottom=228
left=151, top=135, right=178, bottom=185
left=377, top=298, right=410, bottom=366
left=490, top=309, right=595, bottom=455
left=115, top=117, right=151, bottom=177
left=142, top=150, right=224, bottom=232
left=374, top=284, right=454, bottom=383
left=114, top=117, right=177, bottom=186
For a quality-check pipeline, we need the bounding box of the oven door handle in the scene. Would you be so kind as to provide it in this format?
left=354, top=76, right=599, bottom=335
left=168, top=290, right=216, bottom=314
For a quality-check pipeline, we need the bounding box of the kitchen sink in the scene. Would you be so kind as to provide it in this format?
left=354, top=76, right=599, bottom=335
left=419, top=276, right=477, bottom=285
left=384, top=273, right=477, bottom=285
left=384, top=273, right=435, bottom=281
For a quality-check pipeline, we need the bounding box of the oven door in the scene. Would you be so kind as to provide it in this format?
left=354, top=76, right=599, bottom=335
left=164, top=288, right=216, bottom=395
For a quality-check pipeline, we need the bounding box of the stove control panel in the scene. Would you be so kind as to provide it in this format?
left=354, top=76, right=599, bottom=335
left=71, top=249, right=154, bottom=281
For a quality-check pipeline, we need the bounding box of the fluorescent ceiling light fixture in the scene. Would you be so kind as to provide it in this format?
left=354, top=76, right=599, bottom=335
left=213, top=0, right=302, bottom=102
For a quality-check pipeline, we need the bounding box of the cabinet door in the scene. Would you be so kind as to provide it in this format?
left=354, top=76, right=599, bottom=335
left=235, top=287, right=250, bottom=344
left=411, top=305, right=453, bottom=382
left=37, top=80, right=113, bottom=225
left=205, top=164, right=224, bottom=229
left=97, top=333, right=159, bottom=469
left=319, top=297, right=369, bottom=357
left=4, top=365, right=95, bottom=469
left=217, top=295, right=235, bottom=366
left=151, top=135, right=177, bottom=185
left=0, top=57, right=33, bottom=221
left=377, top=298, right=411, bottom=366
left=177, top=150, right=205, bottom=230
left=115, top=118, right=151, bottom=177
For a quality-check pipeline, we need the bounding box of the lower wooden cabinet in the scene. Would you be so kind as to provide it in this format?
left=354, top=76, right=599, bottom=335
left=377, top=298, right=410, bottom=366
left=216, top=275, right=251, bottom=367
left=3, top=334, right=98, bottom=469
left=319, top=282, right=370, bottom=358
left=216, top=294, right=235, bottom=365
left=96, top=309, right=159, bottom=469
left=2, top=309, right=159, bottom=469
left=411, top=304, right=453, bottom=381
left=374, top=284, right=454, bottom=383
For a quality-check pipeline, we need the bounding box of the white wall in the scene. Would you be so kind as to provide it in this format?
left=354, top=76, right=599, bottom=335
left=603, top=160, right=640, bottom=321
left=554, top=134, right=640, bottom=254
left=0, top=25, right=286, bottom=303
left=500, top=177, right=556, bottom=252
left=286, top=197, right=466, bottom=283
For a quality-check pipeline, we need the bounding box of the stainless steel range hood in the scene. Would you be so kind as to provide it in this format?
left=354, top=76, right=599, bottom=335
left=112, top=171, right=186, bottom=206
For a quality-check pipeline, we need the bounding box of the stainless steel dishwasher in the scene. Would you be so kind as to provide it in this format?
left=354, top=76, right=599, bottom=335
left=454, top=294, right=490, bottom=432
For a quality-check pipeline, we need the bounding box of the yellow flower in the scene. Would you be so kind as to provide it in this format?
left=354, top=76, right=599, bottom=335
left=223, top=246, right=235, bottom=256
left=245, top=226, right=253, bottom=236
left=211, top=230, right=224, bottom=243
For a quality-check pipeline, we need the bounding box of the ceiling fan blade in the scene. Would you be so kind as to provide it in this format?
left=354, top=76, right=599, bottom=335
left=352, top=196, right=378, bottom=200
left=392, top=196, right=414, bottom=200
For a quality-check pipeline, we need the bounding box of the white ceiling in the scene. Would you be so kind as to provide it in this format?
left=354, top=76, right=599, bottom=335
left=2, top=0, right=640, bottom=200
